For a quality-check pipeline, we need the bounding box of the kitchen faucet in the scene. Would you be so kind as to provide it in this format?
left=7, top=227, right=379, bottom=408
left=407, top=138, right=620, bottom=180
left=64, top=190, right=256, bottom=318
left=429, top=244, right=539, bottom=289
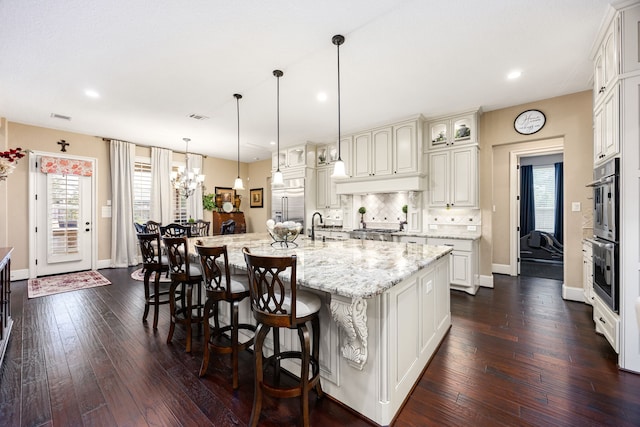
left=311, top=211, right=323, bottom=241
left=399, top=219, right=408, bottom=231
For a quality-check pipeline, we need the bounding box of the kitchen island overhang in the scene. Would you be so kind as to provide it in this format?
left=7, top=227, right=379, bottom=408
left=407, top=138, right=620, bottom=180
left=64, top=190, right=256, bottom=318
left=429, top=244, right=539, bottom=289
left=190, top=233, right=452, bottom=425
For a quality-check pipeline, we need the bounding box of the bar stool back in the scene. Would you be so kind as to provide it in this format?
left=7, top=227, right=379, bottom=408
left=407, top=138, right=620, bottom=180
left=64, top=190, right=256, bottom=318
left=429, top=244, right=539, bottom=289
left=163, top=236, right=205, bottom=353
left=195, top=244, right=256, bottom=388
left=137, top=232, right=170, bottom=329
left=242, top=247, right=323, bottom=427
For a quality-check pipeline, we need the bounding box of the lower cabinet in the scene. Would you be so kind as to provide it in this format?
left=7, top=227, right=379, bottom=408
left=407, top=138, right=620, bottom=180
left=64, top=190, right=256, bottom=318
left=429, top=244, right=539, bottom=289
left=427, top=237, right=478, bottom=295
left=582, top=240, right=594, bottom=305
left=593, top=293, right=620, bottom=353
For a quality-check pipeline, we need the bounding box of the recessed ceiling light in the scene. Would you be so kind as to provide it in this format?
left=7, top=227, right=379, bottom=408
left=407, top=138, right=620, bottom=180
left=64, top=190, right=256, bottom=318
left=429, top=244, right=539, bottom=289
left=84, top=89, right=100, bottom=98
left=317, top=92, right=328, bottom=102
left=507, top=70, right=522, bottom=80
left=269, top=141, right=276, bottom=145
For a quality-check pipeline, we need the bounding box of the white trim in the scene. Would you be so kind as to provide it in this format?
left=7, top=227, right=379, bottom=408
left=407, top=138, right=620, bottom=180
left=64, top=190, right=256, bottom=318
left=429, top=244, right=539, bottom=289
left=492, top=263, right=512, bottom=275
left=97, top=259, right=112, bottom=270
left=562, top=284, right=586, bottom=302
left=508, top=141, right=564, bottom=277
left=10, top=268, right=29, bottom=281
left=28, top=151, right=98, bottom=279
left=479, top=274, right=494, bottom=288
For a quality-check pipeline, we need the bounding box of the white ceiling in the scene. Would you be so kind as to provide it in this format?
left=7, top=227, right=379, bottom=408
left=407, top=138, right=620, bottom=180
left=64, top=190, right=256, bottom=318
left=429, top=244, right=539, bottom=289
left=0, top=0, right=612, bottom=162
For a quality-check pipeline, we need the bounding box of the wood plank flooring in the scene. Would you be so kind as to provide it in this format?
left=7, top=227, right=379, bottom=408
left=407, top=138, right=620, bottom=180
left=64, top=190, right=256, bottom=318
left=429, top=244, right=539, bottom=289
left=1, top=268, right=639, bottom=426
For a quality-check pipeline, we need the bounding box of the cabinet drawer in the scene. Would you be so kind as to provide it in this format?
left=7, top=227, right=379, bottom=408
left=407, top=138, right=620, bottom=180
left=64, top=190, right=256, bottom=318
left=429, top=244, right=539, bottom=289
left=427, top=238, right=473, bottom=252
left=593, top=295, right=619, bottom=353
left=398, top=235, right=427, bottom=245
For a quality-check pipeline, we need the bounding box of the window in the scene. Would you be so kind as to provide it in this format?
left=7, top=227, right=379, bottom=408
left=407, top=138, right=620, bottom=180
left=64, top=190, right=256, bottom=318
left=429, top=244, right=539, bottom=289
left=532, top=165, right=556, bottom=233
left=48, top=173, right=80, bottom=255
left=133, top=160, right=152, bottom=222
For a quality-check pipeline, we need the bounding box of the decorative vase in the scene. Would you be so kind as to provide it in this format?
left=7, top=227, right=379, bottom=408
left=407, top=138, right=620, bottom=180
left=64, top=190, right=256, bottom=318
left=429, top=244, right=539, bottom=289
left=234, top=195, right=242, bottom=212
left=215, top=194, right=223, bottom=211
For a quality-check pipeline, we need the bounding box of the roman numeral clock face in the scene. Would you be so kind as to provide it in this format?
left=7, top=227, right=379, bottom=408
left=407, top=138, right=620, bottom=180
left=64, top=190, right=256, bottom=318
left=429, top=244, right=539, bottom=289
left=514, top=109, right=546, bottom=135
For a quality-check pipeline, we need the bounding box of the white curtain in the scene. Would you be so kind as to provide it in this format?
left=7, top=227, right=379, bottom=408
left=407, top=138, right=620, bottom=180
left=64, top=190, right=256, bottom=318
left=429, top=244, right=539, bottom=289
left=109, top=140, right=138, bottom=267
left=151, top=147, right=173, bottom=224
left=186, top=153, right=204, bottom=221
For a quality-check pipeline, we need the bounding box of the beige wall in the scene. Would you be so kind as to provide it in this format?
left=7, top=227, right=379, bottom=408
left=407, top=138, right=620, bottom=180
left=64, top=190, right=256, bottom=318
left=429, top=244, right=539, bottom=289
left=479, top=90, right=593, bottom=288
left=246, top=159, right=272, bottom=232
left=1, top=121, right=270, bottom=271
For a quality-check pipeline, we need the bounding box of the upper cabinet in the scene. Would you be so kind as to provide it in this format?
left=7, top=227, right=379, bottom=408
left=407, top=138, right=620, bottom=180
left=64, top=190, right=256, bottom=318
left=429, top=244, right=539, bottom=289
left=352, top=117, right=423, bottom=179
left=428, top=146, right=478, bottom=208
left=594, top=87, right=620, bottom=164
left=427, top=111, right=479, bottom=150
left=272, top=143, right=316, bottom=172
left=316, top=136, right=353, bottom=176
left=621, top=5, right=640, bottom=74
left=593, top=16, right=620, bottom=107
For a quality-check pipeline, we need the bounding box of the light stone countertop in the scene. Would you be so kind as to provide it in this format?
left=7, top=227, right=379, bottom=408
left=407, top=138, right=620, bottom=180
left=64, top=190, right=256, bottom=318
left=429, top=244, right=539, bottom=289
left=191, top=232, right=452, bottom=299
left=391, top=231, right=482, bottom=240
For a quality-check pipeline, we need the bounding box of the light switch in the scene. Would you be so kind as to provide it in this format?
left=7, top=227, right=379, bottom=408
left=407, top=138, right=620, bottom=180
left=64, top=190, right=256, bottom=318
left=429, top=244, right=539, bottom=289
left=572, top=202, right=581, bottom=212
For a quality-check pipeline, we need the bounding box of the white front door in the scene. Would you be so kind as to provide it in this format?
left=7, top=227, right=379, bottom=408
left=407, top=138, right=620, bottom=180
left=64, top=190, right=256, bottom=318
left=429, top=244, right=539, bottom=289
left=31, top=154, right=94, bottom=277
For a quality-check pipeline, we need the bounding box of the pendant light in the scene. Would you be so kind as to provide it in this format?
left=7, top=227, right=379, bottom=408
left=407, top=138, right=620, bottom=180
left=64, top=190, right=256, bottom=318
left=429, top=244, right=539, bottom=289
left=232, top=93, right=245, bottom=190
left=331, top=34, right=348, bottom=179
left=272, top=69, right=284, bottom=187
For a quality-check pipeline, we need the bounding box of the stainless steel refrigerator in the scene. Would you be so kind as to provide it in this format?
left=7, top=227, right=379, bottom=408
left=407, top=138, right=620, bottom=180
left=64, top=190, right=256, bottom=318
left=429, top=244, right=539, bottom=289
left=271, top=178, right=305, bottom=231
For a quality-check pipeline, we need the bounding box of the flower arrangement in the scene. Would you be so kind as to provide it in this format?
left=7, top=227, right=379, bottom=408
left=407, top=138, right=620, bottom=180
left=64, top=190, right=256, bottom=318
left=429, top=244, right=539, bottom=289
left=0, top=147, right=25, bottom=180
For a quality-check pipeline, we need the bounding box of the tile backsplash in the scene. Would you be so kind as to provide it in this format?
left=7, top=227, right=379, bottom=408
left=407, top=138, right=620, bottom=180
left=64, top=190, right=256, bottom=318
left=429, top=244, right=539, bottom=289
left=356, top=193, right=409, bottom=229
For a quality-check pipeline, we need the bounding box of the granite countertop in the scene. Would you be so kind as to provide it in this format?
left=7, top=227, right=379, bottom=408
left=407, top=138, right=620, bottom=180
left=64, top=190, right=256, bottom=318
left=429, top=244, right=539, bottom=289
left=190, top=232, right=452, bottom=299
left=391, top=231, right=482, bottom=241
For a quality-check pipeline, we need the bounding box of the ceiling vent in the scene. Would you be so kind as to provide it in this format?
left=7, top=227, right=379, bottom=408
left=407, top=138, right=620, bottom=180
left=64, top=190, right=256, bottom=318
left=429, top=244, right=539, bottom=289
left=50, top=113, right=71, bottom=121
left=188, top=113, right=209, bottom=121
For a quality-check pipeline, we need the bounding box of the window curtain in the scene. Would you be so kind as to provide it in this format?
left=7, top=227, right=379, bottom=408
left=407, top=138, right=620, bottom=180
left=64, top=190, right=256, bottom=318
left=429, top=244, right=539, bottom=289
left=151, top=147, right=173, bottom=225
left=520, top=165, right=535, bottom=237
left=186, top=153, right=204, bottom=221
left=109, top=140, right=138, bottom=267
left=554, top=162, right=564, bottom=243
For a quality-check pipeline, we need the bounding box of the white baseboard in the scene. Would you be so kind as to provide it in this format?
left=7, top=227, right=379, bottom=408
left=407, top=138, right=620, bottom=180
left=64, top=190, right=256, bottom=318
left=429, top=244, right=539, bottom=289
left=479, top=274, right=494, bottom=288
left=11, top=269, right=29, bottom=281
left=562, top=284, right=586, bottom=302
left=97, top=259, right=112, bottom=269
left=492, top=263, right=512, bottom=275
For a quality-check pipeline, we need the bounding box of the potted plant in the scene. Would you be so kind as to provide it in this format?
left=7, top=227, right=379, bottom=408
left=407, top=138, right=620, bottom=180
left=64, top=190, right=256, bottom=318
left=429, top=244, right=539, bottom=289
left=358, top=206, right=366, bottom=229
left=203, top=193, right=216, bottom=211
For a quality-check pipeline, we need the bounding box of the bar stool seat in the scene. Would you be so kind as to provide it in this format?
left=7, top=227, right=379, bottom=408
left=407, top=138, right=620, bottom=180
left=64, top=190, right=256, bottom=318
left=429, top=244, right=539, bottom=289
left=195, top=244, right=256, bottom=389
left=163, top=236, right=205, bottom=353
left=242, top=247, right=323, bottom=427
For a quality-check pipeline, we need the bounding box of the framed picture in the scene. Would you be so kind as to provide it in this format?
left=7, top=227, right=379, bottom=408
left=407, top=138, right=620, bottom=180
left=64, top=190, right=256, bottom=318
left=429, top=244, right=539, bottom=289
left=215, top=187, right=235, bottom=203
left=250, top=188, right=263, bottom=208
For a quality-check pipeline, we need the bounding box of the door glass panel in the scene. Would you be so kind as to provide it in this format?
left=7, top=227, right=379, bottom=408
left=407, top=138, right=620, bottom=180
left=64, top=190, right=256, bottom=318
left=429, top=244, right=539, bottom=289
left=48, top=173, right=80, bottom=257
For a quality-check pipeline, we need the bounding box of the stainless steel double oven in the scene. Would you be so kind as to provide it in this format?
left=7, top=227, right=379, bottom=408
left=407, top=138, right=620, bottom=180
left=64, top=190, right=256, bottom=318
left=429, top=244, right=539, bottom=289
left=588, top=158, right=619, bottom=312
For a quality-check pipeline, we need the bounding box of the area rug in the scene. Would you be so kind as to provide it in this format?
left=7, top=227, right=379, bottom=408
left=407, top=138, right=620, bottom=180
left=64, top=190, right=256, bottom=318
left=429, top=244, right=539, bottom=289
left=130, top=268, right=171, bottom=283
left=28, top=270, right=111, bottom=299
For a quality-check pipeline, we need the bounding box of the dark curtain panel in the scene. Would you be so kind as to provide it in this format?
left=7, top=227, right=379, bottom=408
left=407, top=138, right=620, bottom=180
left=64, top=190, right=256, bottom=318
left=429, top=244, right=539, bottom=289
left=554, top=162, right=564, bottom=243
left=520, top=165, right=535, bottom=237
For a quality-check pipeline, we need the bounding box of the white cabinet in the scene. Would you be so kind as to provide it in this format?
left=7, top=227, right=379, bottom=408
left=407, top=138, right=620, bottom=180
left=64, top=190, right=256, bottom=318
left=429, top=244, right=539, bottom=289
left=272, top=144, right=315, bottom=171
left=582, top=240, right=594, bottom=305
left=593, top=16, right=619, bottom=107
left=316, top=167, right=339, bottom=209
left=621, top=5, right=640, bottom=74
left=593, top=293, right=620, bottom=353
left=395, top=235, right=427, bottom=245
left=427, top=111, right=478, bottom=150
left=353, top=127, right=392, bottom=178
left=428, top=146, right=478, bottom=208
left=352, top=119, right=422, bottom=179
left=427, top=238, right=478, bottom=295
left=317, top=136, right=352, bottom=175
left=594, top=84, right=620, bottom=164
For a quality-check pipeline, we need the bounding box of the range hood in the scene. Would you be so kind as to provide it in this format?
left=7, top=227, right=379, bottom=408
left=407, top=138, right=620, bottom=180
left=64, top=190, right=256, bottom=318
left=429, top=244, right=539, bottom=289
left=335, top=175, right=425, bottom=195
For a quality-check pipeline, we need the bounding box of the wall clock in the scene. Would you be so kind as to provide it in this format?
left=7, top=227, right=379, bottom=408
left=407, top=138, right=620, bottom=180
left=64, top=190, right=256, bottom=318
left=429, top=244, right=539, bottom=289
left=514, top=109, right=546, bottom=135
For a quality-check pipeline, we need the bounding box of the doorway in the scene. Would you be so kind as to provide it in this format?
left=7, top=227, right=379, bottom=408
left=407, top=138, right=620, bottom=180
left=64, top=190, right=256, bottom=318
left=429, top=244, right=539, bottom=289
left=28, top=152, right=97, bottom=278
left=518, top=153, right=564, bottom=280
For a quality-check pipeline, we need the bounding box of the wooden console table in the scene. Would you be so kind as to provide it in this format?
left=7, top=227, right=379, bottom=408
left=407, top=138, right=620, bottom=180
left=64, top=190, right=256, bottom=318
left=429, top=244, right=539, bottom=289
left=0, top=247, right=13, bottom=368
left=211, top=212, right=246, bottom=235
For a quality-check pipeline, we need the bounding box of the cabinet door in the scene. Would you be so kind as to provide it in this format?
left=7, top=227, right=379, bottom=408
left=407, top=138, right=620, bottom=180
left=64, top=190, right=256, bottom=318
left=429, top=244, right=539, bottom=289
left=602, top=19, right=618, bottom=92
left=339, top=136, right=353, bottom=177
left=353, top=132, right=371, bottom=177
left=602, top=88, right=619, bottom=160
left=393, top=121, right=418, bottom=174
left=272, top=152, right=287, bottom=171
left=622, top=5, right=640, bottom=73
left=451, top=114, right=475, bottom=146
left=594, top=105, right=604, bottom=162
left=594, top=52, right=605, bottom=104
left=450, top=147, right=477, bottom=207
left=287, top=146, right=306, bottom=168
left=428, top=120, right=449, bottom=149
left=450, top=251, right=471, bottom=286
left=428, top=151, right=449, bottom=206
left=316, top=168, right=329, bottom=209
left=372, top=127, right=392, bottom=176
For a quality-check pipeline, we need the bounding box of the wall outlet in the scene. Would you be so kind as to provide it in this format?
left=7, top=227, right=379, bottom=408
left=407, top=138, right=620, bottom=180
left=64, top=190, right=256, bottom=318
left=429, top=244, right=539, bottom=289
left=572, top=202, right=581, bottom=212
left=467, top=225, right=477, bottom=231
left=429, top=224, right=438, bottom=230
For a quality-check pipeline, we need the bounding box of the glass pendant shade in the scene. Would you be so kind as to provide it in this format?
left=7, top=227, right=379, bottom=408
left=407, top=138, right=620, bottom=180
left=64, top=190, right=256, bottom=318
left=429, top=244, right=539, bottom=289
left=272, top=169, right=284, bottom=186
left=233, top=177, right=244, bottom=190
left=331, top=158, right=348, bottom=179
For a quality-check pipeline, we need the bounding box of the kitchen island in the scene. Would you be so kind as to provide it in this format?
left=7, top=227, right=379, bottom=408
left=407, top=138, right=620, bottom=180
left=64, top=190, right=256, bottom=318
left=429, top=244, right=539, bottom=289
left=190, top=233, right=452, bottom=425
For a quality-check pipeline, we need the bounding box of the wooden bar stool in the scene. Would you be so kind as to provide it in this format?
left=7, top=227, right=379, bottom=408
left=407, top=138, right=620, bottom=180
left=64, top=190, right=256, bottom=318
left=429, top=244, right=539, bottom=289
left=163, top=236, right=205, bottom=353
left=136, top=232, right=171, bottom=329
left=242, top=247, right=323, bottom=427
left=195, top=244, right=256, bottom=389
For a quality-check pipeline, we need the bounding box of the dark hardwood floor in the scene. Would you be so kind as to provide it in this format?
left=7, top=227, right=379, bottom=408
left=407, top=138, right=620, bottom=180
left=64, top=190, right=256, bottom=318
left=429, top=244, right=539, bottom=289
left=1, top=268, right=639, bottom=426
